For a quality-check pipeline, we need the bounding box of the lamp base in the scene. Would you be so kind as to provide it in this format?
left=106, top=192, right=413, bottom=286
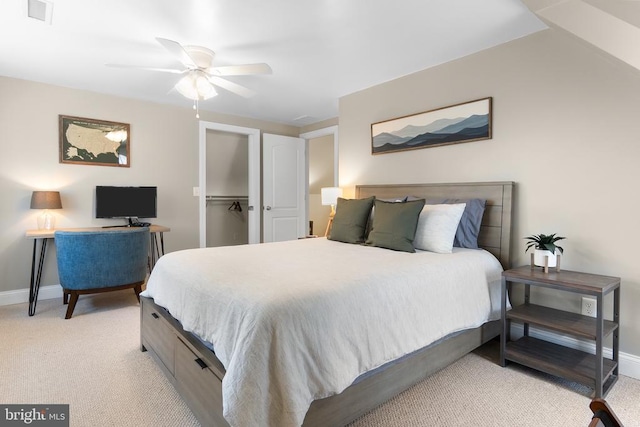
left=39, top=210, right=55, bottom=230
left=324, top=206, right=336, bottom=237
left=324, top=217, right=334, bottom=237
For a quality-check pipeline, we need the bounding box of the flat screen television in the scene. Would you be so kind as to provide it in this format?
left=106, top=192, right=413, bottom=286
left=96, top=186, right=157, bottom=220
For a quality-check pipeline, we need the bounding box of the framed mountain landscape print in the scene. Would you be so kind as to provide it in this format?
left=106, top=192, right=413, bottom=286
left=371, top=97, right=492, bottom=155
left=59, top=115, right=130, bottom=167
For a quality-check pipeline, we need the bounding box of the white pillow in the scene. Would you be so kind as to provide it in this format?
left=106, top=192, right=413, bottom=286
left=414, top=203, right=466, bottom=253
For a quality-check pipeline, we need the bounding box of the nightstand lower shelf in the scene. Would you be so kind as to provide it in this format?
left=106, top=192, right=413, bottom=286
left=505, top=336, right=618, bottom=396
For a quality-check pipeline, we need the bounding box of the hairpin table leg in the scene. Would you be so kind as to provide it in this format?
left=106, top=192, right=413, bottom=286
left=28, top=238, right=49, bottom=316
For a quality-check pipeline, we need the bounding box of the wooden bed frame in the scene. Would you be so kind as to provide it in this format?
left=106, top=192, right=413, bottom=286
left=140, top=181, right=514, bottom=427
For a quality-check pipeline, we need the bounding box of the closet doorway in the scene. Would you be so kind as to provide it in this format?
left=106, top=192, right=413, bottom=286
left=198, top=121, right=260, bottom=248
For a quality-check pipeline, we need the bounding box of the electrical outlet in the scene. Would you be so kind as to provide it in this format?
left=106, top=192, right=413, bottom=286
left=582, top=297, right=597, bottom=318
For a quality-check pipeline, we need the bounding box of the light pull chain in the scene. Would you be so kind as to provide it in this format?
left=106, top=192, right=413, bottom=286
left=193, top=99, right=200, bottom=119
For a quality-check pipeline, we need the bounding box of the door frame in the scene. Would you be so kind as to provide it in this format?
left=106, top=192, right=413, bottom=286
left=299, top=125, right=339, bottom=231
left=198, top=121, right=261, bottom=248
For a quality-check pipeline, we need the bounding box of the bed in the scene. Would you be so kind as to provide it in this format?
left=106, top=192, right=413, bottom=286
left=140, top=181, right=514, bottom=427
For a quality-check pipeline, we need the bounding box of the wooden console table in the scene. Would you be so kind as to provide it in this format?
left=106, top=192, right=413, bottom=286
left=24, top=225, right=170, bottom=316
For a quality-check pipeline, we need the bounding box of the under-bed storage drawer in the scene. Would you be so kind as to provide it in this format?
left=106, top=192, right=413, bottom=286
left=175, top=337, right=228, bottom=427
left=141, top=300, right=175, bottom=375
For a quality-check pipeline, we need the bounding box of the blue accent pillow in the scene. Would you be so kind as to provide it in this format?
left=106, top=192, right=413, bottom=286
left=435, top=198, right=486, bottom=249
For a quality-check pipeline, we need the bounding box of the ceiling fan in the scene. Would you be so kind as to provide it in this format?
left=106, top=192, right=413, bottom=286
left=107, top=38, right=272, bottom=114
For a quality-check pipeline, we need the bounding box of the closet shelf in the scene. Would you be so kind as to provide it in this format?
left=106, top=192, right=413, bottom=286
left=205, top=195, right=248, bottom=202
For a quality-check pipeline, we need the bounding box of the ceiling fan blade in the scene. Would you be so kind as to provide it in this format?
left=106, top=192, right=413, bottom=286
left=106, top=63, right=186, bottom=74
left=211, top=63, right=272, bottom=76
left=208, top=76, right=256, bottom=98
left=156, top=37, right=197, bottom=68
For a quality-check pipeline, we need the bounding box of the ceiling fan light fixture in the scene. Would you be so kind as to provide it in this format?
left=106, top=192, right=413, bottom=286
left=110, top=38, right=264, bottom=105
left=175, top=71, right=217, bottom=101
left=175, top=74, right=198, bottom=100
left=196, top=75, right=217, bottom=99
left=183, top=45, right=215, bottom=69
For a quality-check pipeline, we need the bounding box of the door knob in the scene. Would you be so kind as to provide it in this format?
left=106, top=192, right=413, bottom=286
left=265, top=206, right=272, bottom=210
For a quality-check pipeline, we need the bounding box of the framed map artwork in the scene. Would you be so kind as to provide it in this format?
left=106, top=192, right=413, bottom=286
left=59, top=115, right=130, bottom=167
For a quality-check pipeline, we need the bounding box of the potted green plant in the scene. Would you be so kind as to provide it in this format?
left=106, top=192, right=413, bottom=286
left=524, top=233, right=566, bottom=268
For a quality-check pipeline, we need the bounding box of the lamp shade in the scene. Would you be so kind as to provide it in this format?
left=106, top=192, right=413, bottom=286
left=321, top=187, right=343, bottom=206
left=30, top=191, right=62, bottom=209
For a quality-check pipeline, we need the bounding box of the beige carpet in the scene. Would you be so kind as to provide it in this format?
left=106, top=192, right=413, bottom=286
left=1, top=292, right=638, bottom=427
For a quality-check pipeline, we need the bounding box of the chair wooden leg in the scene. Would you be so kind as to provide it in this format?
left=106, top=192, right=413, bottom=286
left=590, top=398, right=623, bottom=427
left=63, top=291, right=69, bottom=305
left=65, top=293, right=79, bottom=319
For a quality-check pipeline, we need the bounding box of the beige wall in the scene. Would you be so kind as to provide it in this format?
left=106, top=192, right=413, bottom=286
left=308, top=134, right=335, bottom=236
left=309, top=135, right=335, bottom=194
left=339, top=29, right=640, bottom=357
left=0, top=76, right=298, bottom=293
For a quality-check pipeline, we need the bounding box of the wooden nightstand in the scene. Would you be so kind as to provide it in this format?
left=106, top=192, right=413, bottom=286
left=500, top=266, right=620, bottom=397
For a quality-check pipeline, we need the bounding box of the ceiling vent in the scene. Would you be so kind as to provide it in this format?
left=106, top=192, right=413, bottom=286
left=293, top=115, right=315, bottom=124
left=27, top=0, right=53, bottom=24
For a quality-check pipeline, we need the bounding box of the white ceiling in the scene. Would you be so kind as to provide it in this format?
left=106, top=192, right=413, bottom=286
left=0, top=0, right=547, bottom=126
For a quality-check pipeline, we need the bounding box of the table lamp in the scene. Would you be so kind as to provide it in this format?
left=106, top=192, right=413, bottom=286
left=30, top=191, right=62, bottom=230
left=321, top=187, right=343, bottom=237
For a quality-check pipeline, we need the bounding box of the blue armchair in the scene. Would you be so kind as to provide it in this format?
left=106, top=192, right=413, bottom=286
left=55, top=228, right=150, bottom=319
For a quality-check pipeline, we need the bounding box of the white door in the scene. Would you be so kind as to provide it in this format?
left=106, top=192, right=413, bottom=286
left=263, top=134, right=306, bottom=242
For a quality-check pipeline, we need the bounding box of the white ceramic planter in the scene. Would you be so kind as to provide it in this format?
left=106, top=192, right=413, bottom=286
left=534, top=249, right=559, bottom=267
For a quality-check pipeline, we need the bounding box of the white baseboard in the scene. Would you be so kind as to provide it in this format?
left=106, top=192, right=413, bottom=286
left=511, top=324, right=640, bottom=381
left=0, top=285, right=63, bottom=307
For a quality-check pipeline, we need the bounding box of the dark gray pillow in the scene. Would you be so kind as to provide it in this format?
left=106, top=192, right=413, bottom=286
left=365, top=196, right=408, bottom=235
left=365, top=199, right=425, bottom=252
left=424, top=198, right=486, bottom=249
left=328, top=197, right=375, bottom=243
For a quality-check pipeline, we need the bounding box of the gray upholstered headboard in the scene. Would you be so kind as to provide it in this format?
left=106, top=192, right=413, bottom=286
left=355, top=181, right=514, bottom=269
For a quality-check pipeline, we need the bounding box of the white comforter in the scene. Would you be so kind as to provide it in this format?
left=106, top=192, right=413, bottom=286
left=142, top=238, right=504, bottom=427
